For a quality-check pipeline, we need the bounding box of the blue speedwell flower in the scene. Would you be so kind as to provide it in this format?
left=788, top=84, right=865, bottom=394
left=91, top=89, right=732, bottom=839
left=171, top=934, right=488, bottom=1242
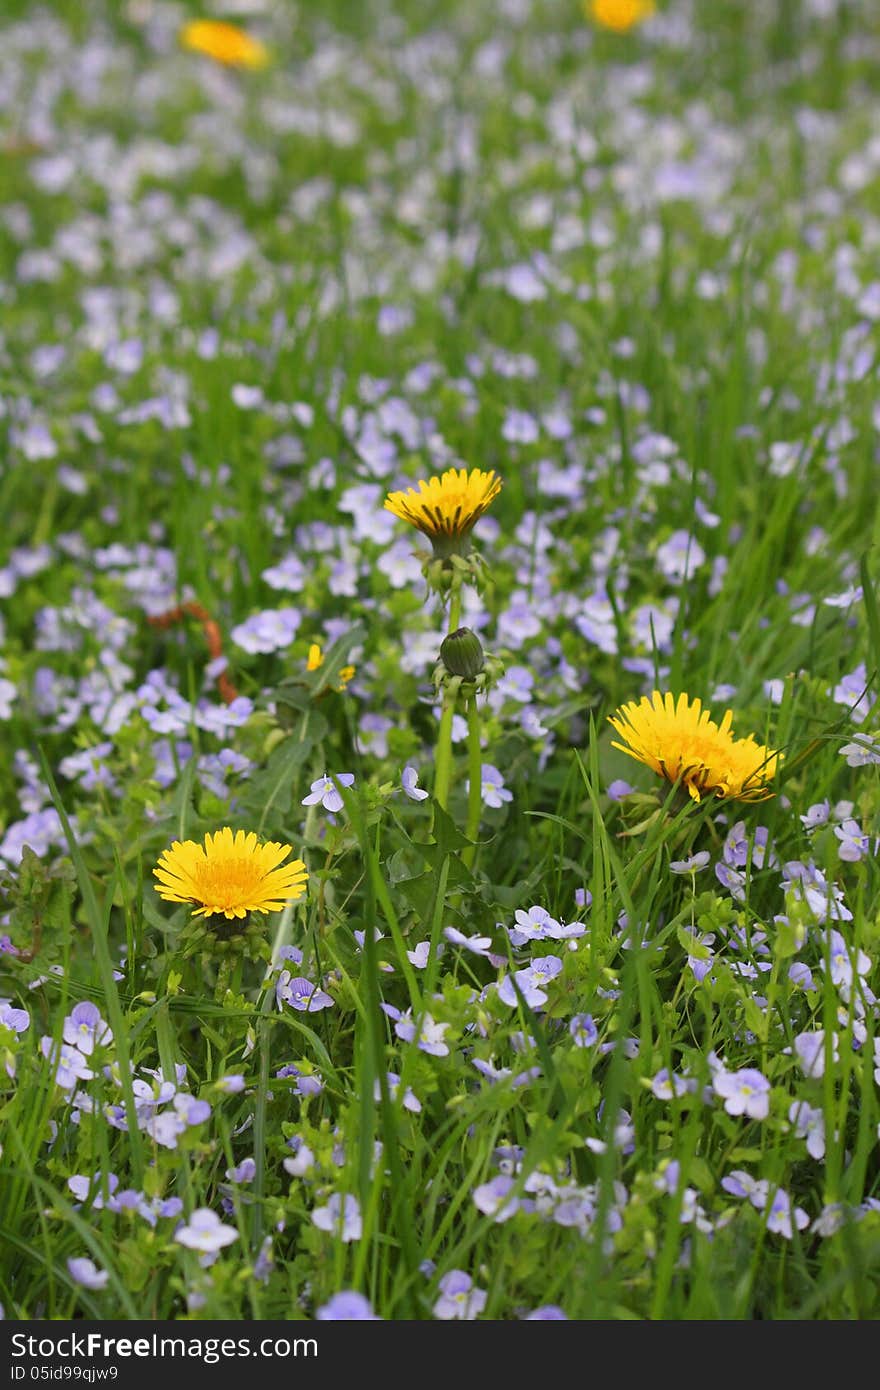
left=301, top=772, right=355, bottom=814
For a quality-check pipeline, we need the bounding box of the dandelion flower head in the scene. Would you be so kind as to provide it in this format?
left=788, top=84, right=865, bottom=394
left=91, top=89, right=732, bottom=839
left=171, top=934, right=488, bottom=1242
left=588, top=0, right=655, bottom=33
left=384, top=468, right=501, bottom=548
left=608, top=691, right=779, bottom=803
left=179, top=20, right=270, bottom=70
left=154, top=828, right=307, bottom=919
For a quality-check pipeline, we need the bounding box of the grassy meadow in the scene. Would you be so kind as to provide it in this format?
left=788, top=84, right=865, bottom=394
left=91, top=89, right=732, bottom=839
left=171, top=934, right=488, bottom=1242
left=1, top=0, right=880, bottom=1320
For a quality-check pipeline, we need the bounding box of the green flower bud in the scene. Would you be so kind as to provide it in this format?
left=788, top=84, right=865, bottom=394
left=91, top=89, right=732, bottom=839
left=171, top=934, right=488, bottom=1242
left=440, top=627, right=485, bottom=680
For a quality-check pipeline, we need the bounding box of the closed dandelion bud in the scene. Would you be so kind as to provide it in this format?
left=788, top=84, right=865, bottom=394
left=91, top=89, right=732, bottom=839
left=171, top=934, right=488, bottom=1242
left=440, top=627, right=485, bottom=680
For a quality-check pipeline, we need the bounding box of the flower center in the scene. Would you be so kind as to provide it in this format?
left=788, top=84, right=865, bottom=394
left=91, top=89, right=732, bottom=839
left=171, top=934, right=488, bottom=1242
left=191, top=858, right=264, bottom=910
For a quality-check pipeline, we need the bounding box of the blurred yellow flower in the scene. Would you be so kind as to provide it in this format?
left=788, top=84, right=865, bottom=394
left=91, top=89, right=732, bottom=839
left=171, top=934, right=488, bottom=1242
left=179, top=19, right=270, bottom=70
left=608, top=691, right=779, bottom=803
left=587, top=0, right=655, bottom=33
left=308, top=643, right=355, bottom=690
left=154, top=828, right=307, bottom=920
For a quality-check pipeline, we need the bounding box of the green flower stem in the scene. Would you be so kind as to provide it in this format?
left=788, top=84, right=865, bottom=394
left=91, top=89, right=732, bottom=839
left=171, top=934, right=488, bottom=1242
left=463, top=694, right=482, bottom=869
left=432, top=580, right=463, bottom=813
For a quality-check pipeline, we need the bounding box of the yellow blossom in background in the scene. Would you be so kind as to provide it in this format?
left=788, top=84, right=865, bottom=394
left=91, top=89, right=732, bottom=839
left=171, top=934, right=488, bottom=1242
left=608, top=691, right=779, bottom=803
left=384, top=467, right=502, bottom=547
left=308, top=643, right=355, bottom=690
left=587, top=0, right=655, bottom=33
left=154, top=828, right=307, bottom=919
left=179, top=19, right=270, bottom=69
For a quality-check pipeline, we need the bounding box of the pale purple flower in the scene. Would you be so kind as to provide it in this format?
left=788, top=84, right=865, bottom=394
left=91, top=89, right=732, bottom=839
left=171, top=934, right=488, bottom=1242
left=788, top=1101, right=825, bottom=1160
left=721, top=1170, right=769, bottom=1208
left=529, top=955, right=563, bottom=985
left=781, top=861, right=852, bottom=923
left=0, top=1002, right=29, bottom=1034
left=173, top=1093, right=211, bottom=1126
left=225, top=1157, right=256, bottom=1184
left=59, top=742, right=115, bottom=790
left=473, top=1175, right=519, bottom=1222
left=840, top=734, right=880, bottom=767
left=68, top=1173, right=120, bottom=1209
left=316, top=1292, right=380, bottom=1320
left=406, top=941, right=431, bottom=969
left=670, top=851, right=711, bottom=875
left=497, top=968, right=548, bottom=1009
left=525, top=1306, right=568, bottom=1319
left=510, top=905, right=557, bottom=945
left=40, top=1038, right=94, bottom=1090
left=812, top=1204, right=847, bottom=1238
left=801, top=801, right=830, bottom=830
left=683, top=925, right=715, bottom=982
left=231, top=608, right=301, bottom=654
left=276, top=1062, right=323, bottom=1098
left=794, top=1029, right=838, bottom=1078
left=607, top=779, right=635, bottom=802
left=650, top=1068, right=696, bottom=1100
left=444, top=926, right=492, bottom=955
left=433, top=1270, right=487, bottom=1320
left=312, top=1194, right=362, bottom=1243
left=276, top=973, right=334, bottom=1013
left=215, top=1074, right=246, bottom=1093
left=834, top=819, right=870, bottom=863
left=231, top=384, right=264, bottom=410
left=261, top=555, right=305, bottom=592
left=655, top=530, right=705, bottom=584
left=144, top=1093, right=210, bottom=1151
left=765, top=1189, right=810, bottom=1239
left=831, top=664, right=874, bottom=723
left=824, top=929, right=871, bottom=994
left=502, top=409, right=539, bottom=444
left=374, top=1072, right=421, bottom=1113
left=723, top=821, right=776, bottom=870
left=483, top=1055, right=539, bottom=1089
left=394, top=1012, right=449, bottom=1057
left=301, top=773, right=355, bottom=813
left=467, top=764, right=512, bottom=810
left=175, top=1209, right=238, bottom=1253
left=283, top=1138, right=316, bottom=1178
left=550, top=1194, right=595, bottom=1233
left=715, top=862, right=746, bottom=901
left=67, top=1257, right=108, bottom=1291
left=569, top=1014, right=598, bottom=1048
left=63, top=1002, right=112, bottom=1056
left=401, top=765, right=429, bottom=801
left=788, top=961, right=815, bottom=991
left=713, top=1067, right=770, bottom=1120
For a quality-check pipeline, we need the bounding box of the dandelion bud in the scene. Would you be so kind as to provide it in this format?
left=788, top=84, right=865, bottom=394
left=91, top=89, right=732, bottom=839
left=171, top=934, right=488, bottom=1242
left=440, top=628, right=485, bottom=680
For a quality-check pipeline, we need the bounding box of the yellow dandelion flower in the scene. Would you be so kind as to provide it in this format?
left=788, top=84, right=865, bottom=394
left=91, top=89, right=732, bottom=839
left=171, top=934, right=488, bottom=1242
left=608, top=691, right=780, bottom=803
left=384, top=467, right=502, bottom=552
left=154, top=828, right=307, bottom=920
left=587, top=0, right=656, bottom=33
left=179, top=19, right=270, bottom=70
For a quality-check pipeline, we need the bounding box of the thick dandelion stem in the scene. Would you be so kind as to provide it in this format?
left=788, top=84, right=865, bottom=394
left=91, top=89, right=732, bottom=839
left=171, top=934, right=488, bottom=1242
left=433, top=699, right=456, bottom=814
left=463, top=695, right=482, bottom=869
left=432, top=581, right=463, bottom=814
left=446, top=582, right=462, bottom=640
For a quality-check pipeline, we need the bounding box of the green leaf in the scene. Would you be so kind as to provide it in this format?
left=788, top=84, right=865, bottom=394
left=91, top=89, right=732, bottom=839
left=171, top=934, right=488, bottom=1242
left=429, top=801, right=471, bottom=855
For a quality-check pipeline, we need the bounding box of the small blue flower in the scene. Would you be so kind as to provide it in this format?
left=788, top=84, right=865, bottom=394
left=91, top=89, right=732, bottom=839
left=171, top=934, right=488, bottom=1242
left=569, top=1013, right=598, bottom=1048
left=401, top=765, right=429, bottom=801
left=302, top=773, right=355, bottom=813
left=316, top=1291, right=379, bottom=1320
